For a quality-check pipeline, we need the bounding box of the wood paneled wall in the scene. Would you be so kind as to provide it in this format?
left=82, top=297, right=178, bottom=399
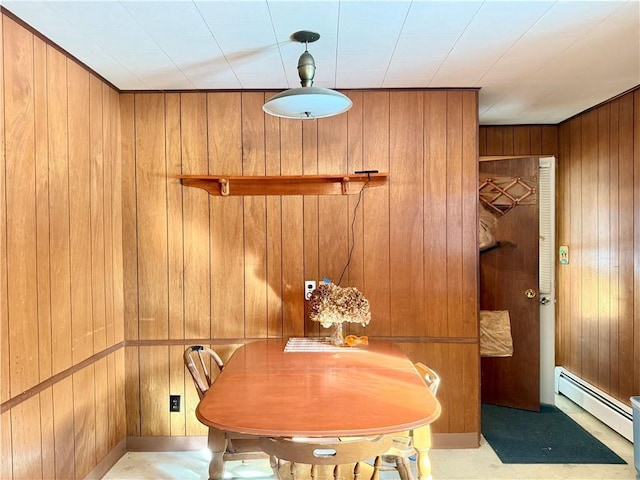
left=0, top=13, right=125, bottom=480
left=556, top=90, right=640, bottom=405
left=479, top=125, right=559, bottom=157
left=479, top=90, right=640, bottom=407
left=121, top=90, right=480, bottom=441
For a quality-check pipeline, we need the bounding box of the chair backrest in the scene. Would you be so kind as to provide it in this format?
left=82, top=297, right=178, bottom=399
left=260, top=436, right=392, bottom=480
left=183, top=345, right=225, bottom=399
left=414, top=362, right=440, bottom=396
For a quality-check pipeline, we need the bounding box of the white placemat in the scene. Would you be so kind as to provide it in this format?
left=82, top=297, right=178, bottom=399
left=284, top=337, right=363, bottom=352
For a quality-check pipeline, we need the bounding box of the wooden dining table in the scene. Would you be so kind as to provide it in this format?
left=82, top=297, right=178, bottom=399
left=196, top=338, right=441, bottom=480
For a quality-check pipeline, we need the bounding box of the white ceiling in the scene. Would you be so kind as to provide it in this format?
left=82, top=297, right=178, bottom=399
left=2, top=0, right=639, bottom=125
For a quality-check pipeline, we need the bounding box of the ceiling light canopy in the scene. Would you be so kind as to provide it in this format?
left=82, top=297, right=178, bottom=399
left=263, top=31, right=352, bottom=120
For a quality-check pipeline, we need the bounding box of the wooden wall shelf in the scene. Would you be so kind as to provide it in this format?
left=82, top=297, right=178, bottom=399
left=177, top=173, right=389, bottom=196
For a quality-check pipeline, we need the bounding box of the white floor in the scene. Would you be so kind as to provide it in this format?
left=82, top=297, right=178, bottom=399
left=103, top=396, right=638, bottom=480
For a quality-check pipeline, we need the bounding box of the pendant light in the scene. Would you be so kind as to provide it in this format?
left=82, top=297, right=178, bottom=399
left=263, top=31, right=352, bottom=120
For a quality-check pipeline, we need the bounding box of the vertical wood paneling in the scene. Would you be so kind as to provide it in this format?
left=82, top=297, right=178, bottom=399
left=424, top=92, right=448, bottom=337
left=568, top=118, right=583, bottom=373
left=608, top=100, right=620, bottom=397
left=390, top=91, right=424, bottom=336
left=2, top=14, right=126, bottom=478
left=280, top=120, right=304, bottom=336
left=48, top=45, right=72, bottom=376
left=0, top=15, right=7, bottom=406
left=265, top=113, right=283, bottom=337
left=68, top=61, right=93, bottom=364
left=139, top=346, right=169, bottom=436
left=317, top=114, right=349, bottom=294
left=553, top=90, right=638, bottom=407
left=1, top=411, right=12, bottom=479
left=39, top=388, right=55, bottom=479
left=53, top=377, right=75, bottom=479
left=208, top=92, right=244, bottom=338
left=634, top=90, right=640, bottom=397
left=242, top=92, right=268, bottom=337
left=169, top=345, right=186, bottom=435
left=461, top=91, right=479, bottom=337
left=111, top=87, right=125, bottom=346
left=182, top=93, right=210, bottom=339
left=90, top=75, right=107, bottom=351
left=73, top=366, right=96, bottom=480
left=0, top=19, right=9, bottom=476
left=302, top=120, right=319, bottom=336
left=125, top=346, right=141, bottom=436
left=362, top=92, right=390, bottom=337
left=345, top=93, right=364, bottom=296
left=557, top=122, right=571, bottom=368
left=120, top=93, right=138, bottom=341
left=115, top=349, right=126, bottom=441
left=596, top=105, right=611, bottom=390
left=580, top=111, right=599, bottom=381
left=34, top=35, right=52, bottom=383
left=344, top=93, right=368, bottom=337
left=103, top=84, right=115, bottom=348
left=135, top=94, right=168, bottom=340
left=445, top=92, right=464, bottom=337
left=165, top=94, right=185, bottom=341
left=5, top=15, right=39, bottom=395
left=94, top=357, right=109, bottom=461
left=11, top=396, right=42, bottom=480
left=620, top=94, right=636, bottom=398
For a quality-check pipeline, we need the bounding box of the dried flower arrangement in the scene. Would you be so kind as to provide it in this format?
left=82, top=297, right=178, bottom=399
left=308, top=282, right=371, bottom=328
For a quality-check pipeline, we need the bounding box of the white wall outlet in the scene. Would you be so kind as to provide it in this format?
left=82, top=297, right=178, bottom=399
left=304, top=281, right=316, bottom=300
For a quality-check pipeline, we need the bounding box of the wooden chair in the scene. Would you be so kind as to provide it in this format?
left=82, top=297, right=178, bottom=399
left=260, top=435, right=393, bottom=480
left=383, top=362, right=440, bottom=480
left=183, top=346, right=269, bottom=463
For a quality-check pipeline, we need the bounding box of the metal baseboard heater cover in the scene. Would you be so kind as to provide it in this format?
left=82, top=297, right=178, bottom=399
left=554, top=367, right=633, bottom=441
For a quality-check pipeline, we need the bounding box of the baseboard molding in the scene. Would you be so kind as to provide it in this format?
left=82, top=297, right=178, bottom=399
left=126, top=435, right=208, bottom=451
left=84, top=439, right=126, bottom=480
left=431, top=432, right=480, bottom=449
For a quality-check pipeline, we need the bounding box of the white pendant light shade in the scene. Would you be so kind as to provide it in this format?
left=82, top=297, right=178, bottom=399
left=263, top=30, right=352, bottom=120
left=263, top=86, right=352, bottom=120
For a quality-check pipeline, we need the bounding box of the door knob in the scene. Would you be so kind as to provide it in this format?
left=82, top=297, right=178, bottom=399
left=525, top=289, right=537, bottom=299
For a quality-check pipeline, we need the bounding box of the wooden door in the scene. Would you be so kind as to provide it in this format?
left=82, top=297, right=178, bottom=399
left=479, top=157, right=540, bottom=411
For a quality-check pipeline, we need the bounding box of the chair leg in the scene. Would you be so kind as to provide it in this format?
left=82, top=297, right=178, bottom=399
left=395, top=457, right=414, bottom=480
left=412, top=426, right=433, bottom=480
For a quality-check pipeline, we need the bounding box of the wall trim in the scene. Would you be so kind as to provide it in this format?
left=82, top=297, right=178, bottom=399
left=125, top=336, right=478, bottom=347
left=431, top=432, right=480, bottom=449
left=0, top=342, right=125, bottom=413
left=126, top=435, right=208, bottom=451
left=84, top=439, right=127, bottom=480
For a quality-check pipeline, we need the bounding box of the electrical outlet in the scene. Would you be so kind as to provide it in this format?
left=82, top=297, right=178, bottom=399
left=169, top=395, right=181, bottom=412
left=304, top=280, right=316, bottom=300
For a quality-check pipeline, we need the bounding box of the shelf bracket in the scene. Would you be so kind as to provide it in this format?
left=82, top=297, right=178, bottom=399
left=219, top=178, right=230, bottom=196
left=341, top=177, right=349, bottom=195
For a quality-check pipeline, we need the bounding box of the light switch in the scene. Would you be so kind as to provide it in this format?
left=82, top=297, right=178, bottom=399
left=559, top=245, right=569, bottom=265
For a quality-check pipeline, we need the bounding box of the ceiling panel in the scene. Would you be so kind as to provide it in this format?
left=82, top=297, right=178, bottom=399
left=0, top=0, right=637, bottom=125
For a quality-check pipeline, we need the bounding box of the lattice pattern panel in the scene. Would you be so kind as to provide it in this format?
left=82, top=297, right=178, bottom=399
left=479, top=176, right=537, bottom=216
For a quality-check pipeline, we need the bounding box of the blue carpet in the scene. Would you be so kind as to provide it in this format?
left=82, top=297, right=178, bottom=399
left=481, top=403, right=627, bottom=464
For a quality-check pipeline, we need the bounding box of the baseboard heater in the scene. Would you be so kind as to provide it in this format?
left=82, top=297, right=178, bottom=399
left=554, top=367, right=633, bottom=441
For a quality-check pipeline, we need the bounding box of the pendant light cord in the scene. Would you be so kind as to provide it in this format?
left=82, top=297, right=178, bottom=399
left=336, top=178, right=370, bottom=286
